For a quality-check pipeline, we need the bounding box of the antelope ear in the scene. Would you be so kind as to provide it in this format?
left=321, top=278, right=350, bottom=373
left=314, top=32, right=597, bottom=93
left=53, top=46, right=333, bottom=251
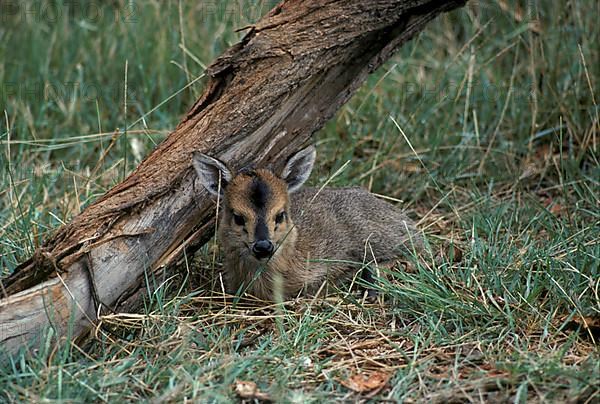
left=192, top=152, right=233, bottom=197
left=281, top=145, right=316, bottom=193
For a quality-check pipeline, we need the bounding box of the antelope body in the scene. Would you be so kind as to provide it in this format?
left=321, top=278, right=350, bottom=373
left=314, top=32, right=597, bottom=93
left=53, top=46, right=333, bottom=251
left=192, top=146, right=422, bottom=301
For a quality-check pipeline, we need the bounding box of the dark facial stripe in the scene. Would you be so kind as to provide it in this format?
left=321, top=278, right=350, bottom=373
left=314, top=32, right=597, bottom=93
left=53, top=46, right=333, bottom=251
left=254, top=217, right=270, bottom=241
left=248, top=176, right=271, bottom=241
left=249, top=177, right=270, bottom=211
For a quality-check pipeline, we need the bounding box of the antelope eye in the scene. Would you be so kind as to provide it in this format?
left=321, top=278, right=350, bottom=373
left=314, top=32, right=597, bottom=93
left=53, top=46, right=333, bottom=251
left=232, top=213, right=245, bottom=226
left=275, top=211, right=286, bottom=224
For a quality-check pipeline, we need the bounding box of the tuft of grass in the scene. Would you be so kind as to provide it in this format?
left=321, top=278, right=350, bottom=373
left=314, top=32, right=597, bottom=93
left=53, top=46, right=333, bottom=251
left=1, top=0, right=599, bottom=402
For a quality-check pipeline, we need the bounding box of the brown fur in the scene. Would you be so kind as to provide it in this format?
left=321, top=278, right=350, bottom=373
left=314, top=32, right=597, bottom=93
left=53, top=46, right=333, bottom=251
left=192, top=147, right=423, bottom=301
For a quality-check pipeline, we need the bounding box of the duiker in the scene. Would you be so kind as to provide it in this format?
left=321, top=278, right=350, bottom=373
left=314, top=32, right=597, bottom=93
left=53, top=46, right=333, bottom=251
left=192, top=146, right=423, bottom=301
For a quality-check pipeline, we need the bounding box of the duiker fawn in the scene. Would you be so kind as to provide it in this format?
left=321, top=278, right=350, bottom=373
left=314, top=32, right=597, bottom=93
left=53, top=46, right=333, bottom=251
left=192, top=146, right=422, bottom=300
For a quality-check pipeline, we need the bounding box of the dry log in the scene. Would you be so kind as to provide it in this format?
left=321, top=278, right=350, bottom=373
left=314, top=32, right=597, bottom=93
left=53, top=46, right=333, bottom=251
left=0, top=0, right=466, bottom=354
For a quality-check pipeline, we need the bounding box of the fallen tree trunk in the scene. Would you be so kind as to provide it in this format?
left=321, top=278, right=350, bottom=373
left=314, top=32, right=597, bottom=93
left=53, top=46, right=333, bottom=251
left=0, top=0, right=466, bottom=354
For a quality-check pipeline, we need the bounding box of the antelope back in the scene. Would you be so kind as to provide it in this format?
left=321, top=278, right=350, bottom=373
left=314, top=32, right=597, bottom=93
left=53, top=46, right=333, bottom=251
left=289, top=186, right=423, bottom=264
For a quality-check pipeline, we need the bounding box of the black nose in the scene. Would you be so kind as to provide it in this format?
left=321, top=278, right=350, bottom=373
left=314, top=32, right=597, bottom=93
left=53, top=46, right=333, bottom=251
left=252, top=240, right=274, bottom=259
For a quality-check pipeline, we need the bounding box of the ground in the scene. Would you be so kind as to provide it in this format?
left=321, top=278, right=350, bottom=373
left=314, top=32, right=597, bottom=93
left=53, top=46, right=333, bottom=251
left=0, top=0, right=598, bottom=402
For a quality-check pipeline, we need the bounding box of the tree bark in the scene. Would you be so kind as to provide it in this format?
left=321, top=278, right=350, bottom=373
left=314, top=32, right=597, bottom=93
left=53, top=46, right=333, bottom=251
left=0, top=0, right=466, bottom=354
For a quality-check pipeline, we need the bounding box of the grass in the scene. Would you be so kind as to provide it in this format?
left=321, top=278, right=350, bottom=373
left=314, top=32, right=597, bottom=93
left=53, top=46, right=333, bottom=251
left=1, top=0, right=599, bottom=401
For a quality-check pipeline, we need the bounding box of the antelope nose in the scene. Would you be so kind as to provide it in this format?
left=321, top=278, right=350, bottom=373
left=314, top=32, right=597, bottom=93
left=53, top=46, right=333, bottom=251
left=252, top=240, right=274, bottom=259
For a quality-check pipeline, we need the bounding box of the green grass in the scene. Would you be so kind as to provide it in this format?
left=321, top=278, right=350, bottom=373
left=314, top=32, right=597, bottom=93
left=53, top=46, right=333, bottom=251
left=1, top=0, right=599, bottom=402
